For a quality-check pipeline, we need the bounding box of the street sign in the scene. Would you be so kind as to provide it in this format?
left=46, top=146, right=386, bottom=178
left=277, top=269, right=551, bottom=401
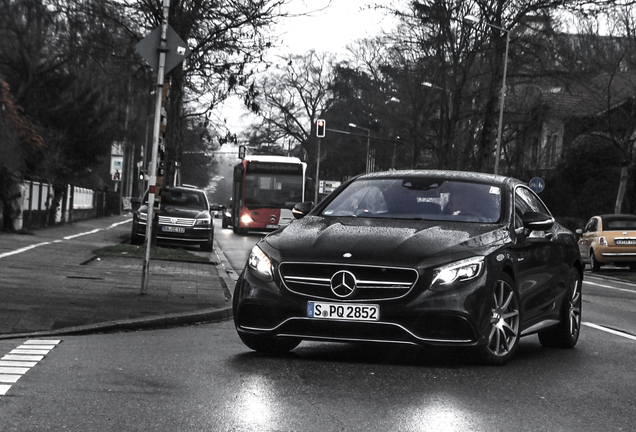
left=319, top=180, right=341, bottom=194
left=529, top=177, right=545, bottom=193
left=110, top=156, right=123, bottom=181
left=135, top=25, right=191, bottom=75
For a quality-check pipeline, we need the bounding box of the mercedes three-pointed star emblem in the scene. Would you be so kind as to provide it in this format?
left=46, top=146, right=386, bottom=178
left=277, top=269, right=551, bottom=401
left=330, top=270, right=357, bottom=298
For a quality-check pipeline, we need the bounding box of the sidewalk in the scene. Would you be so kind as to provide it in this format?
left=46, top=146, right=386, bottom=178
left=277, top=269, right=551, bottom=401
left=0, top=215, right=236, bottom=339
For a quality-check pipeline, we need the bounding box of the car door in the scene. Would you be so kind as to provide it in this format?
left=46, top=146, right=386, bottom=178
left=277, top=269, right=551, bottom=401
left=511, top=186, right=563, bottom=325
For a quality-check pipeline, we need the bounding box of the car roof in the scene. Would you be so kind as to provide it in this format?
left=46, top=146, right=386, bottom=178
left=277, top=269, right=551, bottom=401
left=598, top=214, right=636, bottom=222
left=356, top=169, right=520, bottom=188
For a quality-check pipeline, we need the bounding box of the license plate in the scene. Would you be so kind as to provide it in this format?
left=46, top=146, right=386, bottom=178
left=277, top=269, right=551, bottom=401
left=265, top=224, right=279, bottom=229
left=307, top=302, right=379, bottom=321
left=162, top=226, right=185, bottom=233
left=616, top=240, right=636, bottom=245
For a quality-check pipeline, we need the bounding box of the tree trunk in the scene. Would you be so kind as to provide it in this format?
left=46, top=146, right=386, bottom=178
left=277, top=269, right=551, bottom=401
left=614, top=162, right=629, bottom=214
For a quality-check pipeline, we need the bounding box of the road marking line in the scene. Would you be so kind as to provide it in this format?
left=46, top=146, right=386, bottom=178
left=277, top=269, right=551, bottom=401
left=2, top=355, right=44, bottom=361
left=17, top=345, right=56, bottom=350
left=23, top=340, right=61, bottom=345
left=0, top=375, right=21, bottom=384
left=0, top=219, right=130, bottom=259
left=0, top=242, right=53, bottom=259
left=64, top=228, right=102, bottom=240
left=583, top=280, right=636, bottom=294
left=0, top=339, right=60, bottom=397
left=11, top=349, right=50, bottom=355
left=0, top=367, right=29, bottom=374
left=583, top=322, right=636, bottom=341
left=0, top=361, right=38, bottom=367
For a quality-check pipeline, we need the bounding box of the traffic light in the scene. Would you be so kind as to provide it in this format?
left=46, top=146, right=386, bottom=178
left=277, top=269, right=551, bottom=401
left=316, top=119, right=326, bottom=137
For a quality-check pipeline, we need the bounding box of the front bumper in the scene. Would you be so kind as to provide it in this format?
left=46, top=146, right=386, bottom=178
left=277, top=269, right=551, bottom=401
left=134, top=220, right=212, bottom=245
left=233, top=266, right=494, bottom=348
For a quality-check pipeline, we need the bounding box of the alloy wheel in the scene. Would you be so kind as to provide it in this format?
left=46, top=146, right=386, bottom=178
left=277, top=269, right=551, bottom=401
left=486, top=278, right=520, bottom=358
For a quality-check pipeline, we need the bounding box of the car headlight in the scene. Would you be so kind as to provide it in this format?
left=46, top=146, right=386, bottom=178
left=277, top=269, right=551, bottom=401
left=195, top=217, right=211, bottom=226
left=224, top=211, right=231, bottom=218
left=138, top=212, right=147, bottom=221
left=432, top=256, right=485, bottom=286
left=248, top=245, right=274, bottom=281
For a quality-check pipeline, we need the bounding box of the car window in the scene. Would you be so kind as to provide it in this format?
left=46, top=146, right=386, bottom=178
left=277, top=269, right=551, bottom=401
left=321, top=178, right=501, bottom=223
left=604, top=219, right=636, bottom=230
left=161, top=190, right=207, bottom=210
left=583, top=218, right=597, bottom=233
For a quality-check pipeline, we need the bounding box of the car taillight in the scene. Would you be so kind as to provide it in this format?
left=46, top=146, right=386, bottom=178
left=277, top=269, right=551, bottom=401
left=599, top=236, right=607, bottom=246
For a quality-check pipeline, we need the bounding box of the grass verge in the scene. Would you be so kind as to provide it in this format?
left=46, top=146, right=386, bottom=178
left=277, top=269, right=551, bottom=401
left=93, top=244, right=210, bottom=262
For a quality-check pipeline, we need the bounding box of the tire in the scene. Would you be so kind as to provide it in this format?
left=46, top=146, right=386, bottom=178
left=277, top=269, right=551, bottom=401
left=232, top=278, right=300, bottom=353
left=131, top=225, right=143, bottom=245
left=477, top=273, right=521, bottom=366
left=590, top=249, right=601, bottom=272
left=237, top=332, right=301, bottom=353
left=538, top=268, right=582, bottom=348
left=201, top=233, right=213, bottom=252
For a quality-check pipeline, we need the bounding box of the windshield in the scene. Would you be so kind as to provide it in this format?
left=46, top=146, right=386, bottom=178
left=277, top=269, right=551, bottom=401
left=244, top=173, right=303, bottom=209
left=144, top=189, right=207, bottom=210
left=321, top=178, right=502, bottom=223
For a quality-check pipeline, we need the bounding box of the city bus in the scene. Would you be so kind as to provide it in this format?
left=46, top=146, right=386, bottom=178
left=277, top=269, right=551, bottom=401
left=231, top=155, right=308, bottom=234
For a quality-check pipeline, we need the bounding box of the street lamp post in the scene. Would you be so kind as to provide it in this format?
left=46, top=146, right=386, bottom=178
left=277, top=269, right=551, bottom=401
left=349, top=123, right=371, bottom=173
left=465, top=15, right=510, bottom=175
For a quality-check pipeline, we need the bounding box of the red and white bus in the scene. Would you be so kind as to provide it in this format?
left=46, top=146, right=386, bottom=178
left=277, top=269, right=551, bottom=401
left=231, top=155, right=308, bottom=234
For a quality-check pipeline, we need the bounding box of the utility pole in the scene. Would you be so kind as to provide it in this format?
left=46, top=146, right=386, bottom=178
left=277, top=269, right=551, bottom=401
left=141, top=0, right=171, bottom=295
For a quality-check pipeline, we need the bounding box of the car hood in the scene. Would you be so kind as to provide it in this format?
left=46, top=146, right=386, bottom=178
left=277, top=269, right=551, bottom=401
left=139, top=205, right=209, bottom=219
left=263, top=216, right=510, bottom=266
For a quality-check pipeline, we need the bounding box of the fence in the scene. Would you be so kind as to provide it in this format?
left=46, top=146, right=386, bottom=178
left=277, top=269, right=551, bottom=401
left=8, top=181, right=121, bottom=231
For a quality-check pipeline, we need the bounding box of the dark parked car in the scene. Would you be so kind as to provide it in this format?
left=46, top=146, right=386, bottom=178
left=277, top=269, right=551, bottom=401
left=222, top=198, right=232, bottom=229
left=233, top=170, right=583, bottom=365
left=131, top=185, right=217, bottom=252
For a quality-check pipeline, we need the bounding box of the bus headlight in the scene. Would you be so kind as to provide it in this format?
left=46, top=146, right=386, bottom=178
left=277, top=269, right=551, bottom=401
left=248, top=245, right=273, bottom=281
left=240, top=214, right=254, bottom=225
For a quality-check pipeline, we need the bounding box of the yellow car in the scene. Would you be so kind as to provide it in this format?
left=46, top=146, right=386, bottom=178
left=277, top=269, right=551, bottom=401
left=578, top=214, right=636, bottom=271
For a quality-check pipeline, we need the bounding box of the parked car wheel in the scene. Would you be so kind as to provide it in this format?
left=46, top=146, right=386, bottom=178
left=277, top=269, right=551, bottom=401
left=590, top=249, right=602, bottom=272
left=201, top=233, right=213, bottom=252
left=538, top=268, right=582, bottom=348
left=131, top=225, right=143, bottom=245
left=477, top=273, right=521, bottom=366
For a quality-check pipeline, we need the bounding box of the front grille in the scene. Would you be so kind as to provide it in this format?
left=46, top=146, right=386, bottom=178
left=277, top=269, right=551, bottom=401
left=278, top=262, right=418, bottom=301
left=158, top=216, right=195, bottom=227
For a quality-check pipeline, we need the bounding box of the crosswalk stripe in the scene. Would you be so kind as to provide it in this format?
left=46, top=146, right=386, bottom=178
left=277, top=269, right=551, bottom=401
left=0, top=339, right=61, bottom=397
left=0, top=361, right=38, bottom=367
left=0, top=375, right=22, bottom=383
left=2, top=354, right=45, bottom=361
left=23, top=340, right=61, bottom=345
left=0, top=367, right=29, bottom=374
left=11, top=349, right=51, bottom=355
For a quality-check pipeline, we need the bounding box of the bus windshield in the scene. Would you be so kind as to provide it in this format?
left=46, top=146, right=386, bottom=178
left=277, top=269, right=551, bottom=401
left=244, top=172, right=303, bottom=209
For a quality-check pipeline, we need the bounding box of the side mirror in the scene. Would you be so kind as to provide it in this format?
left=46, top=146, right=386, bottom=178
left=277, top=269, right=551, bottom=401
left=131, top=197, right=141, bottom=205
left=292, top=201, right=314, bottom=219
left=522, top=211, right=554, bottom=232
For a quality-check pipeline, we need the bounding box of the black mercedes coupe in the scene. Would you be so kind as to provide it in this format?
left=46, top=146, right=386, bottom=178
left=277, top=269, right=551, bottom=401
left=232, top=170, right=583, bottom=365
